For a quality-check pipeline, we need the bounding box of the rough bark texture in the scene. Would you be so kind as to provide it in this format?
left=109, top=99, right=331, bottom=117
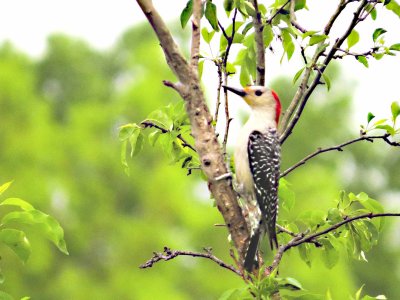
left=136, top=0, right=249, bottom=261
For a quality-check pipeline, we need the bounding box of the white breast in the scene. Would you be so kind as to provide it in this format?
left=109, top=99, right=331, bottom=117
left=234, top=108, right=277, bottom=199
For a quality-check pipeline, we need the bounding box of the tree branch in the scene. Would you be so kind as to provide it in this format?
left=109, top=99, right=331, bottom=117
left=290, top=0, right=307, bottom=33
left=219, top=9, right=238, bottom=153
left=141, top=120, right=197, bottom=152
left=140, top=246, right=242, bottom=276
left=250, top=0, right=265, bottom=86
left=271, top=212, right=400, bottom=270
left=281, top=134, right=399, bottom=178
left=190, top=0, right=201, bottom=72
left=136, top=0, right=250, bottom=262
left=267, top=0, right=290, bottom=25
left=280, top=0, right=370, bottom=144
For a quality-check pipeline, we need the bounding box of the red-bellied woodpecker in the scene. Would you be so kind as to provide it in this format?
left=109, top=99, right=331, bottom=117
left=223, top=85, right=281, bottom=272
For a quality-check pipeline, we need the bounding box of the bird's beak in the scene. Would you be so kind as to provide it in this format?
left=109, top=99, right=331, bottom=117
left=222, top=85, right=247, bottom=97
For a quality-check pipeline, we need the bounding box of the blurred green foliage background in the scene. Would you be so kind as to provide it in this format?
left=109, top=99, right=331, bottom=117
left=0, top=20, right=399, bottom=299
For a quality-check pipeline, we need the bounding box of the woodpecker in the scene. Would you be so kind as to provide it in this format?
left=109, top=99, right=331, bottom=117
left=223, top=85, right=281, bottom=272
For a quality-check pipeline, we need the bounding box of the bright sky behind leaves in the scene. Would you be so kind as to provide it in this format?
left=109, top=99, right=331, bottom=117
left=1, top=0, right=400, bottom=126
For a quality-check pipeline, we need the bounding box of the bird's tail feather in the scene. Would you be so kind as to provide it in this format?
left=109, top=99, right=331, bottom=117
left=244, top=228, right=261, bottom=272
left=267, top=221, right=278, bottom=249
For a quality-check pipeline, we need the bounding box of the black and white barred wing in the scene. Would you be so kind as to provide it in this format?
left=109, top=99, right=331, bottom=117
left=247, top=129, right=280, bottom=249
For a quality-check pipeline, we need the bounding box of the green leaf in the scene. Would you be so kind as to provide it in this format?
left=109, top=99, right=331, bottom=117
left=389, top=43, right=400, bottom=51
left=357, top=193, right=384, bottom=214
left=386, top=0, right=400, bottom=18
left=146, top=110, right=173, bottom=130
left=282, top=29, right=295, bottom=60
left=302, top=30, right=318, bottom=39
left=234, top=48, right=247, bottom=65
left=363, top=220, right=379, bottom=245
left=131, top=132, right=144, bottom=157
left=375, top=124, right=395, bottom=135
left=277, top=277, right=303, bottom=291
left=201, top=28, right=215, bottom=44
left=120, top=139, right=129, bottom=175
left=148, top=130, right=161, bottom=147
left=263, top=25, right=274, bottom=48
left=357, top=56, right=369, bottom=68
left=367, top=112, right=375, bottom=123
left=241, top=22, right=253, bottom=35
left=180, top=0, right=193, bottom=28
left=226, top=62, right=236, bottom=75
left=220, top=21, right=244, bottom=50
left=298, top=243, right=312, bottom=267
left=239, top=62, right=251, bottom=86
left=0, top=181, right=13, bottom=196
left=223, top=0, right=234, bottom=13
left=372, top=52, right=385, bottom=60
left=370, top=7, right=377, bottom=20
left=309, top=34, right=327, bottom=46
left=118, top=123, right=136, bottom=141
left=327, top=208, right=342, bottom=224
left=244, top=1, right=256, bottom=17
left=372, top=118, right=388, bottom=126
left=198, top=60, right=205, bottom=78
left=320, top=239, right=339, bottom=269
left=258, top=4, right=267, bottom=15
left=356, top=285, right=365, bottom=300
left=0, top=198, right=34, bottom=211
left=218, top=287, right=247, bottom=300
left=347, top=30, right=360, bottom=49
left=205, top=1, right=219, bottom=31
left=293, top=67, right=305, bottom=84
left=126, top=128, right=142, bottom=157
left=391, top=101, right=400, bottom=120
left=235, top=0, right=248, bottom=17
left=0, top=229, right=31, bottom=263
left=373, top=28, right=387, bottom=42
left=295, top=0, right=307, bottom=10
left=322, top=73, right=331, bottom=91
left=279, top=178, right=295, bottom=211
left=2, top=210, right=69, bottom=255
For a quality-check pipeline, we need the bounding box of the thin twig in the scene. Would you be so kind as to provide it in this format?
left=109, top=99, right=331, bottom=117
left=324, top=0, right=348, bottom=35
left=271, top=212, right=400, bottom=270
left=290, top=213, right=400, bottom=250
left=220, top=9, right=238, bottom=153
left=141, top=120, right=197, bottom=152
left=280, top=134, right=398, bottom=177
left=219, top=9, right=238, bottom=69
left=214, top=62, right=223, bottom=124
left=267, top=0, right=290, bottom=25
left=280, top=0, right=370, bottom=144
left=329, top=47, right=381, bottom=59
left=277, top=224, right=322, bottom=247
left=289, top=0, right=307, bottom=33
left=279, top=0, right=352, bottom=138
left=140, top=246, right=242, bottom=276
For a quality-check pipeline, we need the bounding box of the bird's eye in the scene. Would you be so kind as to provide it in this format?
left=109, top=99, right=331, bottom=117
left=255, top=90, right=263, bottom=96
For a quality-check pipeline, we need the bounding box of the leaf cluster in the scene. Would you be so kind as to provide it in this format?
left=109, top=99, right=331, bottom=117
left=0, top=182, right=68, bottom=299
left=119, top=101, right=200, bottom=175
left=361, top=101, right=400, bottom=136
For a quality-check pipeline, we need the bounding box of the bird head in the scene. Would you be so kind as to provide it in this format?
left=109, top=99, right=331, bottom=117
left=223, top=85, right=281, bottom=124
